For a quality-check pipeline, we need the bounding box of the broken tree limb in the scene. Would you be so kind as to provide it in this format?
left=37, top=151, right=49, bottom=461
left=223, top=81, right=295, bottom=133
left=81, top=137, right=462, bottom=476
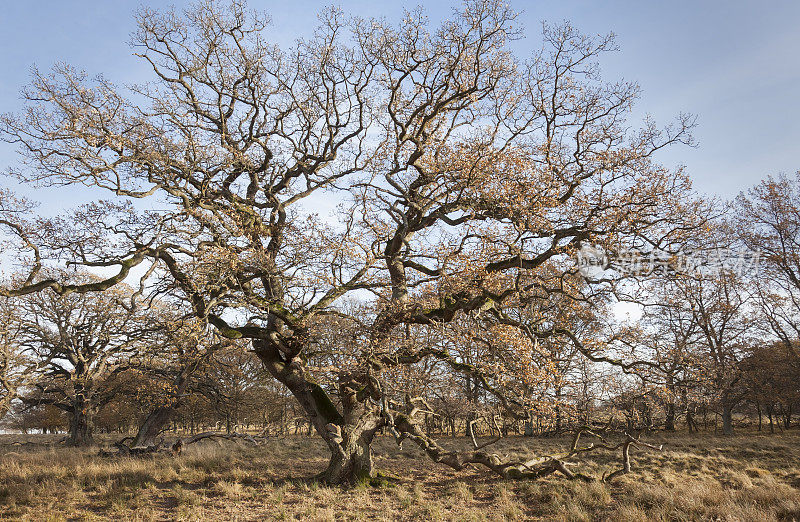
left=468, top=418, right=501, bottom=450
left=603, top=433, right=663, bottom=483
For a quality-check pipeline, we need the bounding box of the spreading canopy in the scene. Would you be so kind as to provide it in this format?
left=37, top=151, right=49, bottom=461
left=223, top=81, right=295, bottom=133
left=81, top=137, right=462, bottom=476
left=0, top=0, right=705, bottom=483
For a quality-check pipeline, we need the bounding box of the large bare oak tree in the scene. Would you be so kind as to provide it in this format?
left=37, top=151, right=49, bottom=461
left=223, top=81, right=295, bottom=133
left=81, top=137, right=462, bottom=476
left=0, top=0, right=704, bottom=483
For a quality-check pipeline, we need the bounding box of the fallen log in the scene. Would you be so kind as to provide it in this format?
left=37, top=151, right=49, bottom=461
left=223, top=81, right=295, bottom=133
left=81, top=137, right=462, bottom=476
left=99, top=431, right=266, bottom=458
left=182, top=431, right=262, bottom=446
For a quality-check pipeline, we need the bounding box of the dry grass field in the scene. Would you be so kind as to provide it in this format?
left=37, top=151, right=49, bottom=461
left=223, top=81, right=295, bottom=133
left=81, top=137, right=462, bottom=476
left=1, top=431, right=799, bottom=521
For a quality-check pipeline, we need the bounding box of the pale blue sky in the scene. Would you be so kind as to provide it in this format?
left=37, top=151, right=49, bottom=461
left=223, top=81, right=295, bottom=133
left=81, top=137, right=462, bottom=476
left=1, top=1, right=799, bottom=209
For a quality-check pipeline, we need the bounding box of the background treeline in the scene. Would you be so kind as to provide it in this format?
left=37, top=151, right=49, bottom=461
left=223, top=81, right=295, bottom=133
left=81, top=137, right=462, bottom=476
left=3, top=173, right=800, bottom=443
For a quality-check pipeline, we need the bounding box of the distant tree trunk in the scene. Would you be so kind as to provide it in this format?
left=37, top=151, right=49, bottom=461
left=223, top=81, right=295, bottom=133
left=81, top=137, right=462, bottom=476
left=682, top=390, right=693, bottom=432
left=625, top=414, right=634, bottom=433
left=523, top=420, right=534, bottom=437
left=721, top=403, right=734, bottom=435
left=756, top=403, right=762, bottom=431
left=643, top=402, right=653, bottom=432
left=466, top=413, right=477, bottom=440
left=554, top=407, right=561, bottom=433
left=767, top=404, right=775, bottom=433
left=465, top=375, right=480, bottom=439
left=664, top=377, right=677, bottom=432
left=665, top=402, right=676, bottom=432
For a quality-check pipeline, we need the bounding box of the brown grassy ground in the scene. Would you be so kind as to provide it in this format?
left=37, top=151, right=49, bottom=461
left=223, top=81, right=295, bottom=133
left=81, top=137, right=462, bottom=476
left=0, top=430, right=799, bottom=521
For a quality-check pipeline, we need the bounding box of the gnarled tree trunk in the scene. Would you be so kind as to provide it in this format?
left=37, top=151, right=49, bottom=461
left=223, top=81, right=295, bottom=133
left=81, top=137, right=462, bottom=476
left=131, top=361, right=199, bottom=447
left=67, top=392, right=94, bottom=446
left=254, top=339, right=382, bottom=485
left=132, top=406, right=175, bottom=447
left=317, top=422, right=378, bottom=484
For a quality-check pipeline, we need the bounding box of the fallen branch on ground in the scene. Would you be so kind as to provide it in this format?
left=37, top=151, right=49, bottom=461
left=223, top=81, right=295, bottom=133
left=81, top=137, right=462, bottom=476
left=182, top=431, right=262, bottom=446
left=392, top=411, right=663, bottom=482
left=99, top=431, right=266, bottom=457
